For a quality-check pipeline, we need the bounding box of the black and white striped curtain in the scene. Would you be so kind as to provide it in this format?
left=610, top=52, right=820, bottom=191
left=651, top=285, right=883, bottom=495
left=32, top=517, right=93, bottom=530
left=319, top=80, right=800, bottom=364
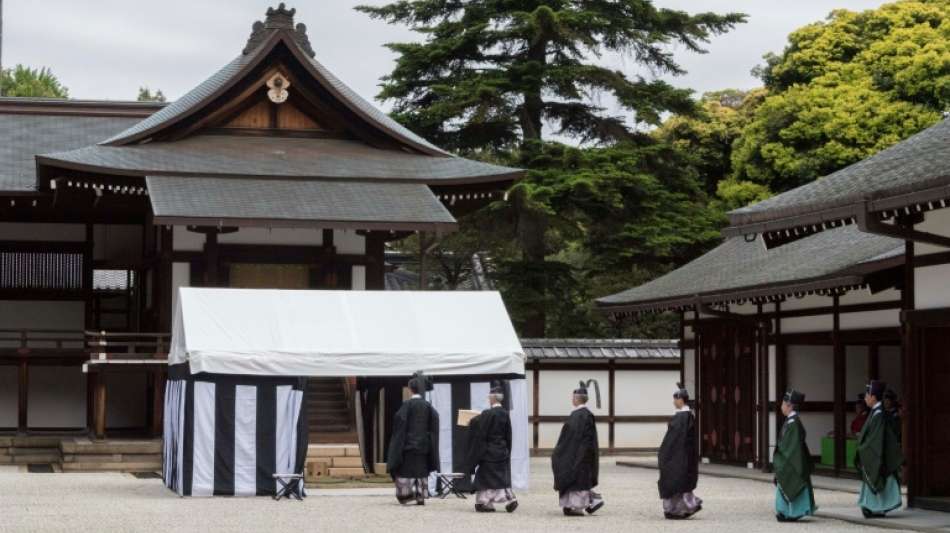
left=163, top=372, right=308, bottom=497
left=427, top=378, right=530, bottom=491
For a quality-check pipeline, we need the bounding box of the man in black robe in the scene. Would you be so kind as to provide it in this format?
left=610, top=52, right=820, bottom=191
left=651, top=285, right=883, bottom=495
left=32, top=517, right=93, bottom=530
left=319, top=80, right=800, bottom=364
left=387, top=372, right=440, bottom=505
left=883, top=389, right=902, bottom=441
left=465, top=384, right=518, bottom=513
left=551, top=382, right=603, bottom=516
left=657, top=383, right=701, bottom=519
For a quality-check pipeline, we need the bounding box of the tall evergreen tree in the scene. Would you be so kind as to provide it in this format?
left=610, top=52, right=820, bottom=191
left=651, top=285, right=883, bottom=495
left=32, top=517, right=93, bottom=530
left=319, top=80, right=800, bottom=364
left=359, top=1, right=745, bottom=336
left=0, top=65, right=68, bottom=98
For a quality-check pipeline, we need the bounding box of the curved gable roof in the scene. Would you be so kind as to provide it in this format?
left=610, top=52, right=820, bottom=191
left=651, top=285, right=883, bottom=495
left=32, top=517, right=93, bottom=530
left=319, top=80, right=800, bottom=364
left=103, top=12, right=448, bottom=156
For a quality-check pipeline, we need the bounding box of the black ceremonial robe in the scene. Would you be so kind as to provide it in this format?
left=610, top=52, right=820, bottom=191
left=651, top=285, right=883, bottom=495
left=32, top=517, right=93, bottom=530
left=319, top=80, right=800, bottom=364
left=465, top=405, right=513, bottom=490
left=773, top=415, right=813, bottom=502
left=551, top=406, right=599, bottom=494
left=657, top=409, right=698, bottom=499
left=387, top=397, right=440, bottom=479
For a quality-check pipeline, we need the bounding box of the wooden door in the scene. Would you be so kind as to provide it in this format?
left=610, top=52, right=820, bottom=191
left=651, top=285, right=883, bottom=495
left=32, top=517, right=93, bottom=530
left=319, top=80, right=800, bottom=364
left=916, top=322, right=950, bottom=497
left=698, top=319, right=757, bottom=464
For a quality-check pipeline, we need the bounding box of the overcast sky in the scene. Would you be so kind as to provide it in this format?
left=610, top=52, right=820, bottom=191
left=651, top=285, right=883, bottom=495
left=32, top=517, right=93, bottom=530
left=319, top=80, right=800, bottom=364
left=2, top=1, right=889, bottom=107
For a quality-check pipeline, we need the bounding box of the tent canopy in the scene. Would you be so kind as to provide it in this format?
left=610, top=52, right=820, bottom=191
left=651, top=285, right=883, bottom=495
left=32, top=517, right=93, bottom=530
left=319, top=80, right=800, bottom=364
left=170, top=288, right=525, bottom=377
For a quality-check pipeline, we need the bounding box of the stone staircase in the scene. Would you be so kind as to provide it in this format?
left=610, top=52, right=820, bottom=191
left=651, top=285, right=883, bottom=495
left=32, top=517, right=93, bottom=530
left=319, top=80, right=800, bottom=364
left=305, top=444, right=365, bottom=481
left=306, top=378, right=358, bottom=444
left=60, top=438, right=162, bottom=472
left=0, top=436, right=62, bottom=465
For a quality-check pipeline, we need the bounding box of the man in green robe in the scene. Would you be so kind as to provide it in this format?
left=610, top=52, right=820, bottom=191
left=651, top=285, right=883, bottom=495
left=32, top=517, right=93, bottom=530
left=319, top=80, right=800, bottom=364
left=855, top=380, right=904, bottom=518
left=773, top=389, right=816, bottom=522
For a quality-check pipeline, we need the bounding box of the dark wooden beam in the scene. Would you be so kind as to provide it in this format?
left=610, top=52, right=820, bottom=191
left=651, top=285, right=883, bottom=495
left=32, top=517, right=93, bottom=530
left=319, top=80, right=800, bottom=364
left=774, top=301, right=787, bottom=436
left=532, top=364, right=540, bottom=452
left=608, top=358, right=616, bottom=452
left=17, top=358, right=28, bottom=432
left=832, top=294, right=846, bottom=477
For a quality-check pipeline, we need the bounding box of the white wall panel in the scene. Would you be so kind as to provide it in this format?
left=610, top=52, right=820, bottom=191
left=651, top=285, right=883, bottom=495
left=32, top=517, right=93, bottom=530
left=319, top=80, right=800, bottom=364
left=614, top=370, right=679, bottom=415
left=614, top=422, right=667, bottom=448
left=916, top=263, right=950, bottom=310
left=171, top=262, right=191, bottom=316
left=845, top=346, right=869, bottom=399
left=787, top=345, right=833, bottom=401
left=28, top=366, right=85, bottom=428
left=683, top=349, right=696, bottom=398
left=334, top=230, right=365, bottom=254
left=840, top=309, right=900, bottom=330
left=538, top=370, right=609, bottom=417
left=801, top=412, right=834, bottom=453
left=218, top=227, right=324, bottom=247
left=351, top=265, right=366, bottom=290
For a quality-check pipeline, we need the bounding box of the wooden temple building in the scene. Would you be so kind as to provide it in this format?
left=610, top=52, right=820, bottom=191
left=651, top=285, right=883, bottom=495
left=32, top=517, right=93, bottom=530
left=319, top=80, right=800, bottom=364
left=598, top=117, right=950, bottom=510
left=0, top=4, right=520, bottom=456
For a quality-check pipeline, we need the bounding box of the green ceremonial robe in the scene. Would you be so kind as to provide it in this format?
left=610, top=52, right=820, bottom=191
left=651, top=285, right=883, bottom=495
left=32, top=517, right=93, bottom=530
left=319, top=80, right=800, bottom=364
left=855, top=404, right=903, bottom=514
left=773, top=414, right=816, bottom=519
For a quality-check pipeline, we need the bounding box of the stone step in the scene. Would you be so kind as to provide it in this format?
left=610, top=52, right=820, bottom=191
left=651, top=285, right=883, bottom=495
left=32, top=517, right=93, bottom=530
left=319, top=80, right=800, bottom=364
left=62, top=453, right=161, bottom=464
left=61, top=438, right=162, bottom=455
left=4, top=454, right=61, bottom=464
left=328, top=456, right=362, bottom=468
left=7, top=447, right=61, bottom=456
left=0, top=436, right=64, bottom=448
left=307, top=444, right=359, bottom=459
left=61, top=462, right=161, bottom=473
left=327, top=467, right=366, bottom=478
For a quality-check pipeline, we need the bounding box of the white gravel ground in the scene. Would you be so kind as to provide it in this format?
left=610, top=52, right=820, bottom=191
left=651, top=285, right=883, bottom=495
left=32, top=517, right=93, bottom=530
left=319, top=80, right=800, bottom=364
left=0, top=458, right=912, bottom=533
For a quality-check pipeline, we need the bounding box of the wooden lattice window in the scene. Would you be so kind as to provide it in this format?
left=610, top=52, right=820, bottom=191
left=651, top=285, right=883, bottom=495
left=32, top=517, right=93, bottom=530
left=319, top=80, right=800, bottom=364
left=0, top=242, right=86, bottom=291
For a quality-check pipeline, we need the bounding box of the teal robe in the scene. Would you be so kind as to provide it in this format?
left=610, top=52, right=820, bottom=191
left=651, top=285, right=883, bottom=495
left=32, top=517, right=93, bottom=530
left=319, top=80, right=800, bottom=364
left=855, top=404, right=903, bottom=514
left=773, top=414, right=816, bottom=519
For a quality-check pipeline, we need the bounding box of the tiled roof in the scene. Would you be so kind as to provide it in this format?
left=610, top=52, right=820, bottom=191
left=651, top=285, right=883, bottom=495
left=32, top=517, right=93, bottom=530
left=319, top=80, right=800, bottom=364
left=147, top=176, right=455, bottom=231
left=520, top=338, right=679, bottom=360
left=597, top=224, right=903, bottom=312
left=0, top=112, right=141, bottom=191
left=727, top=117, right=950, bottom=237
left=40, top=135, right=520, bottom=184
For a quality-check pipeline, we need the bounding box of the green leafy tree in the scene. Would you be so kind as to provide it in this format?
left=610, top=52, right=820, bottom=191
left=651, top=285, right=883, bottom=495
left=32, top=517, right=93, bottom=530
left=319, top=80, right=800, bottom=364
left=732, top=0, right=948, bottom=195
left=0, top=65, right=68, bottom=98
left=137, top=87, right=167, bottom=102
left=359, top=1, right=745, bottom=336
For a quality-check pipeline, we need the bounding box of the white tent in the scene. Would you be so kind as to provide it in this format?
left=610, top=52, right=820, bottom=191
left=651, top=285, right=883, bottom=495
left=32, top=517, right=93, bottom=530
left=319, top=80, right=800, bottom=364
left=170, top=288, right=526, bottom=377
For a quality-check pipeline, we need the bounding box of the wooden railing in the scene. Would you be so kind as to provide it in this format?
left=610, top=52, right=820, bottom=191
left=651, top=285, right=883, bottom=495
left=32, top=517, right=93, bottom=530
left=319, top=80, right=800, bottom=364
left=0, top=329, right=86, bottom=357
left=85, top=331, right=170, bottom=361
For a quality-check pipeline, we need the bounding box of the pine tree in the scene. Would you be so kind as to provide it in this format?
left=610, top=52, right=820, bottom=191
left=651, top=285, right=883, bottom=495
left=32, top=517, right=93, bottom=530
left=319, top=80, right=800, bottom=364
left=359, top=1, right=745, bottom=335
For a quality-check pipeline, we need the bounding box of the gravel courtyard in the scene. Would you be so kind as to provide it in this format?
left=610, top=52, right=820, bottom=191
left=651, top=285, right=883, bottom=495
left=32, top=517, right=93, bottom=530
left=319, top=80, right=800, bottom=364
left=0, top=459, right=912, bottom=533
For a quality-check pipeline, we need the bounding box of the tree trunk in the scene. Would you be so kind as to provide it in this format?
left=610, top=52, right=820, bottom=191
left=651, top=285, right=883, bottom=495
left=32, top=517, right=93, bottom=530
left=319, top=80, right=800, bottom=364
left=516, top=38, right=548, bottom=337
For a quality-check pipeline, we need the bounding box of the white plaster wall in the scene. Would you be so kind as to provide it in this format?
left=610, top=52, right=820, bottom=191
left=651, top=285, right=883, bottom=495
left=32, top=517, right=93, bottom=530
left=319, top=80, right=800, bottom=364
left=0, top=301, right=84, bottom=331
left=846, top=346, right=869, bottom=399
left=538, top=370, right=609, bottom=417
left=802, top=412, right=834, bottom=453
left=334, top=230, right=365, bottom=255
left=0, top=367, right=16, bottom=427
left=787, top=345, right=833, bottom=401
left=840, top=309, right=900, bottom=330
left=614, top=370, right=680, bottom=415
left=917, top=206, right=950, bottom=256
left=105, top=373, right=147, bottom=428
left=782, top=314, right=832, bottom=334
left=683, top=349, right=696, bottom=398
left=0, top=223, right=84, bottom=242
left=171, top=263, right=191, bottom=318
left=916, top=263, right=950, bottom=310
left=352, top=265, right=367, bottom=290
left=218, top=227, right=325, bottom=247
left=172, top=226, right=204, bottom=252
left=615, top=422, right=668, bottom=448
left=538, top=421, right=609, bottom=449
left=28, top=366, right=85, bottom=428
left=93, top=225, right=141, bottom=264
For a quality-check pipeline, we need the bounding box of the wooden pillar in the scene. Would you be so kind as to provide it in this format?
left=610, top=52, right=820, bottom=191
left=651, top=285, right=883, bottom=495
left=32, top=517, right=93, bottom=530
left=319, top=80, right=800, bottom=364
left=679, top=311, right=686, bottom=386
left=757, top=303, right=770, bottom=472
left=868, top=344, right=880, bottom=381
left=532, top=360, right=540, bottom=452
left=902, top=236, right=917, bottom=505
left=832, top=293, right=846, bottom=477
left=203, top=230, right=219, bottom=286
left=94, top=375, right=107, bottom=439
left=151, top=371, right=165, bottom=437
left=692, top=307, right=701, bottom=455
left=84, top=224, right=94, bottom=329
left=418, top=232, right=428, bottom=290
left=157, top=226, right=174, bottom=332
left=17, top=357, right=27, bottom=433
left=608, top=358, right=616, bottom=452
left=321, top=229, right=337, bottom=288
left=364, top=231, right=386, bottom=290
left=774, top=301, right=787, bottom=433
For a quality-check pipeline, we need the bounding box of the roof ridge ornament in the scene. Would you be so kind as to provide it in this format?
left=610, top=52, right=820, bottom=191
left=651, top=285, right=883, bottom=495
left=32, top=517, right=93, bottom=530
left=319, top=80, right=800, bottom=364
left=243, top=4, right=316, bottom=58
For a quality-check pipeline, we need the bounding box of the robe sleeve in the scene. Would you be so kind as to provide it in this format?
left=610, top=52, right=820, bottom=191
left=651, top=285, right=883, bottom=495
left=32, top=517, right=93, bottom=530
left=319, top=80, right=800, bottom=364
left=774, top=419, right=809, bottom=500
left=427, top=403, right=441, bottom=474
left=386, top=405, right=407, bottom=479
